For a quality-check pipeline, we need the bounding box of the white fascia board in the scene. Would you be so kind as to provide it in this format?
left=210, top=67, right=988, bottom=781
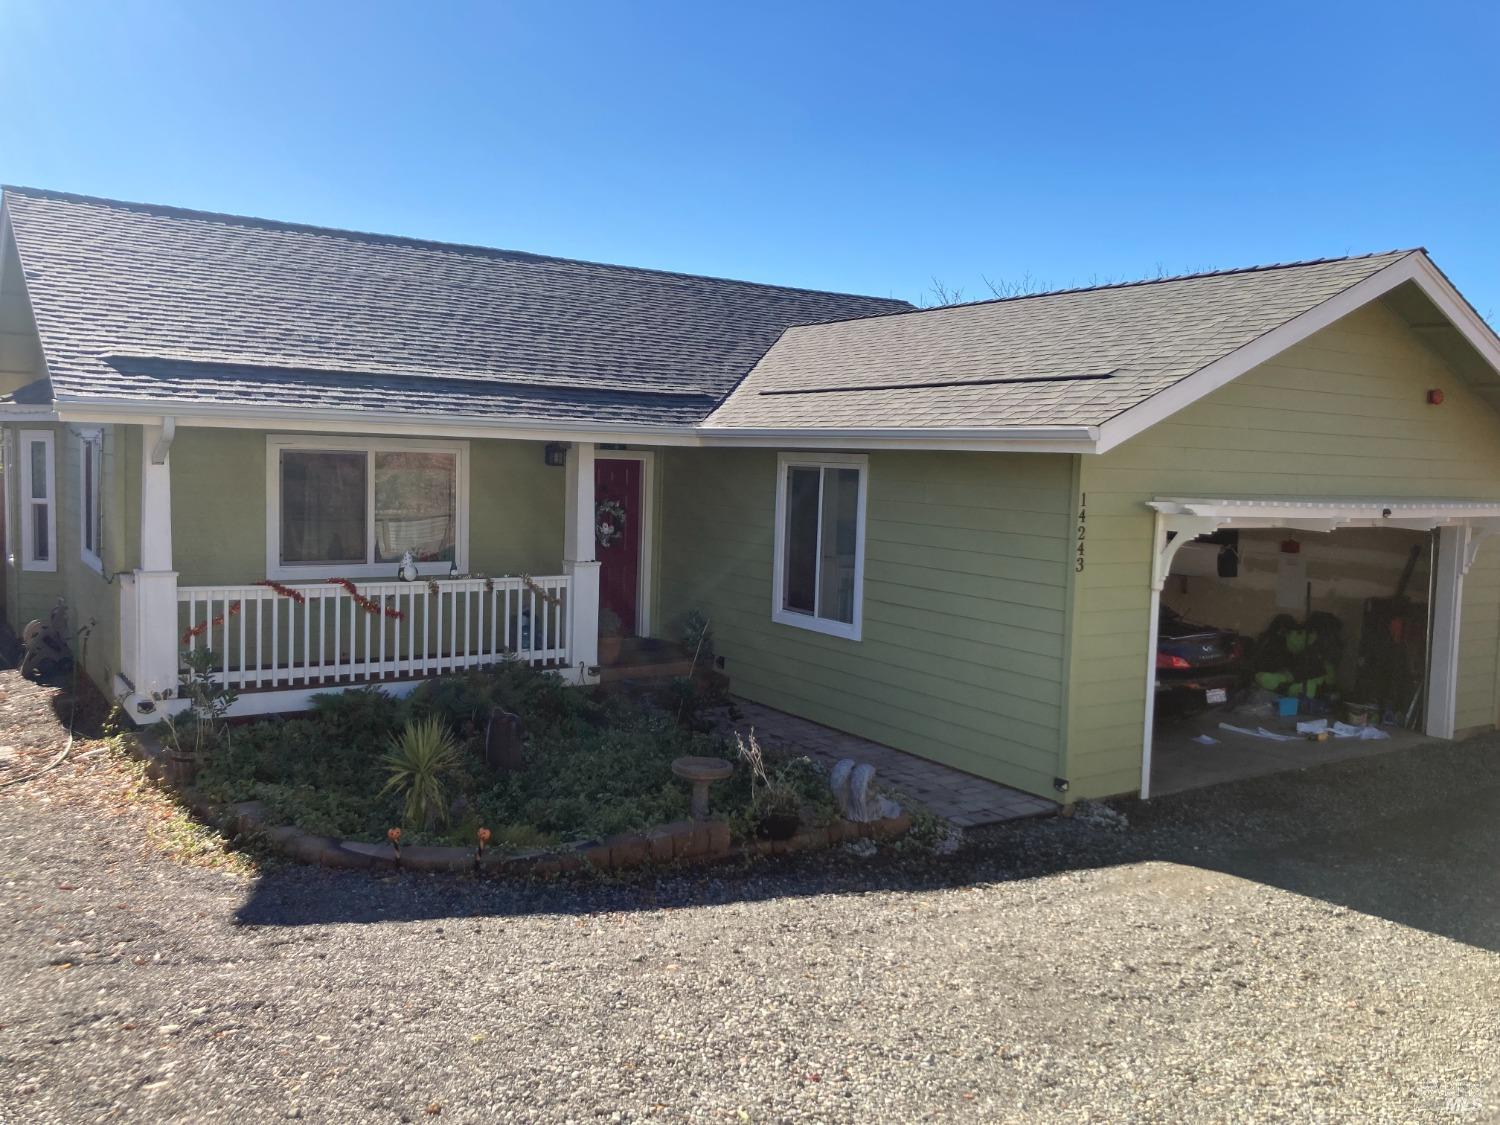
left=1096, top=253, right=1500, bottom=455
left=55, top=398, right=1101, bottom=452
left=693, top=426, right=1098, bottom=453
left=1407, top=254, right=1500, bottom=374
left=1149, top=496, right=1500, bottom=527
left=52, top=400, right=706, bottom=446
left=0, top=404, right=58, bottom=421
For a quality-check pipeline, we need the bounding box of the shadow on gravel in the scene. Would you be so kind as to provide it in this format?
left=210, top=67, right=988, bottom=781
left=233, top=737, right=1500, bottom=952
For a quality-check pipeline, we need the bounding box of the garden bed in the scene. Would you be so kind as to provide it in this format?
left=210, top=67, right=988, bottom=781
left=148, top=659, right=910, bottom=873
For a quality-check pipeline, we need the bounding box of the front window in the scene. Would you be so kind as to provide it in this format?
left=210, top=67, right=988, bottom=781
left=773, top=453, right=867, bottom=640
left=268, top=437, right=466, bottom=578
left=19, top=430, right=55, bottom=573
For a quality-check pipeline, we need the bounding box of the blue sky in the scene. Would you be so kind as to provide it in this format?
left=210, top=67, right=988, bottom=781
left=1, top=0, right=1496, bottom=317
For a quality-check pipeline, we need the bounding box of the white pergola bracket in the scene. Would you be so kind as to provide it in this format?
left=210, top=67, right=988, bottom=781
left=150, top=416, right=176, bottom=465
left=1152, top=515, right=1221, bottom=591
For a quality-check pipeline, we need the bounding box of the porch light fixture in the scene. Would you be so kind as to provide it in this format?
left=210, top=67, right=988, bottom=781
left=543, top=442, right=569, bottom=468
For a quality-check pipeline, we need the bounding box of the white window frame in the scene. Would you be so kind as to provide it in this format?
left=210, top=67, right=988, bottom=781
left=265, top=434, right=470, bottom=581
left=771, top=451, right=868, bottom=641
left=2, top=429, right=15, bottom=568
left=19, top=429, right=56, bottom=573
left=79, top=427, right=104, bottom=574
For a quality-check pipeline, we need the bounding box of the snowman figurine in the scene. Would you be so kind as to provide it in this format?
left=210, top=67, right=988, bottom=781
left=397, top=549, right=419, bottom=583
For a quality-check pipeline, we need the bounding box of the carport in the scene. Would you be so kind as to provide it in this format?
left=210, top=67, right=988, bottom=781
left=1141, top=498, right=1500, bottom=798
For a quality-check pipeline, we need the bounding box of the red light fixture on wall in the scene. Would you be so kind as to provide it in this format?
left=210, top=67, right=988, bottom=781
left=1428, top=389, right=1445, bottom=405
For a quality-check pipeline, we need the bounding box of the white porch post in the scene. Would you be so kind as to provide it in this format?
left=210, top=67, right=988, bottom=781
left=1140, top=512, right=1222, bottom=799
left=124, top=420, right=179, bottom=715
left=1427, top=523, right=1471, bottom=740
left=563, top=441, right=601, bottom=681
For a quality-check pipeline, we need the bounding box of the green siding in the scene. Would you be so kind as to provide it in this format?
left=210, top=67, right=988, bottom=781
left=169, top=429, right=565, bottom=585
left=1066, top=298, right=1500, bottom=798
left=1, top=421, right=128, bottom=694
left=658, top=448, right=1075, bottom=797
left=1457, top=546, right=1500, bottom=735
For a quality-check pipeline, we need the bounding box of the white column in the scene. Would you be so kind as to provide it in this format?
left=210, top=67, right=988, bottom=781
left=1427, top=524, right=1468, bottom=739
left=127, top=420, right=180, bottom=715
left=563, top=442, right=600, bottom=679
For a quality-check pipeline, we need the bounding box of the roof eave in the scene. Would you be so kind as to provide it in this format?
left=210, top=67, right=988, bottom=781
left=694, top=424, right=1099, bottom=453
left=51, top=397, right=1101, bottom=452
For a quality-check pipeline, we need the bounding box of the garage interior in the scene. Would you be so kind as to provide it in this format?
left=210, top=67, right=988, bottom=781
left=1150, top=524, right=1436, bottom=796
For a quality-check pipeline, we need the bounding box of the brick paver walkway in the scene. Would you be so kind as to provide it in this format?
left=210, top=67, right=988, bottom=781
left=721, top=699, right=1057, bottom=827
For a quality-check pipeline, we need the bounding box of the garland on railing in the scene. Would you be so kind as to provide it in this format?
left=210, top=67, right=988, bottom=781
left=254, top=579, right=306, bottom=604
left=329, top=577, right=405, bottom=621
left=519, top=574, right=562, bottom=608
left=182, top=600, right=241, bottom=645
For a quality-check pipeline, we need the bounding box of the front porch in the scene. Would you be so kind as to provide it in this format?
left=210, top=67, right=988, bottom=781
left=116, top=427, right=616, bottom=721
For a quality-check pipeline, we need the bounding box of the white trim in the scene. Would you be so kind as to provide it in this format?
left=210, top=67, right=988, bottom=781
left=78, top=427, right=104, bottom=574
left=770, top=451, right=868, bottom=642
left=50, top=400, right=1099, bottom=453
left=2, top=428, right=15, bottom=568
left=1148, top=496, right=1500, bottom=529
left=698, top=426, right=1097, bottom=454
left=127, top=665, right=589, bottom=724
left=265, top=433, right=469, bottom=581
left=1139, top=510, right=1167, bottom=800
left=1096, top=253, right=1500, bottom=454
left=1428, top=525, right=1467, bottom=740
left=18, top=428, right=55, bottom=572
left=594, top=450, right=656, bottom=636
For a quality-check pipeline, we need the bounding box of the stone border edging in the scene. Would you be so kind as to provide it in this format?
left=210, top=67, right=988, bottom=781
left=195, top=796, right=911, bottom=875
left=122, top=735, right=913, bottom=876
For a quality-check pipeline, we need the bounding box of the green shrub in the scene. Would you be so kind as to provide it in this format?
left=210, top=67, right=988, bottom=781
left=309, top=687, right=408, bottom=747
left=194, top=662, right=830, bottom=853
left=381, top=716, right=464, bottom=829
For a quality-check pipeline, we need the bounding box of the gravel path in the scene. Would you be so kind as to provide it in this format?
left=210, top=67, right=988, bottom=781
left=1, top=669, right=1497, bottom=1123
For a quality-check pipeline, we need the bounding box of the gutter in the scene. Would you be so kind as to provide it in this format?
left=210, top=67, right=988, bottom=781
left=49, top=397, right=1101, bottom=453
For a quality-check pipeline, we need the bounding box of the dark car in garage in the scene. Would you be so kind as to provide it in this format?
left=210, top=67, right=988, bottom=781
left=1156, top=605, right=1245, bottom=712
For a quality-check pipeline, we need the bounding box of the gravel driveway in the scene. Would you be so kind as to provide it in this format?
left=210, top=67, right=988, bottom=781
left=1, top=669, right=1497, bottom=1123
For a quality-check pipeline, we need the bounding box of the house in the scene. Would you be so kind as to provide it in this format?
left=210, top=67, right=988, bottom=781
left=2, top=186, right=1499, bottom=804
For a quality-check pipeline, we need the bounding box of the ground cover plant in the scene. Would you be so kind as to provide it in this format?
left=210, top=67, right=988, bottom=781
left=192, top=660, right=835, bottom=849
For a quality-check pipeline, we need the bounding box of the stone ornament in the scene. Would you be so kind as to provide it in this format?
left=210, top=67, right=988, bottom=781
left=830, top=758, right=901, bottom=823
left=671, top=755, right=733, bottom=821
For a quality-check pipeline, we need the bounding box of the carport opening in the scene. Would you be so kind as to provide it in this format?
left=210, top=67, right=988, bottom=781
left=1150, top=526, right=1435, bottom=797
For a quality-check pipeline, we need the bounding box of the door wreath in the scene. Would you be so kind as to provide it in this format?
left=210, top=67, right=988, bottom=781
left=596, top=499, right=627, bottom=548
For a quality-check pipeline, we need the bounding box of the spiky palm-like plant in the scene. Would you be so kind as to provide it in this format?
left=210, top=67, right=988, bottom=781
left=380, top=716, right=463, bottom=830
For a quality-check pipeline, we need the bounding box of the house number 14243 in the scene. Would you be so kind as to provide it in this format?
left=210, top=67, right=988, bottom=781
left=1075, top=495, right=1087, bottom=572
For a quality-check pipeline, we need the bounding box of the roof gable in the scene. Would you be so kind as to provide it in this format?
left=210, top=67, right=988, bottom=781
left=704, top=252, right=1415, bottom=433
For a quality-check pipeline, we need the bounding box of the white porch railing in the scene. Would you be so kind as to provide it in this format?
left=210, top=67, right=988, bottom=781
left=176, top=575, right=571, bottom=691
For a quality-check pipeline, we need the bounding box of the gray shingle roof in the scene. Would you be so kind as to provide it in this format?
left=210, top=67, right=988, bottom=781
left=1, top=187, right=909, bottom=426
left=703, top=252, right=1417, bottom=431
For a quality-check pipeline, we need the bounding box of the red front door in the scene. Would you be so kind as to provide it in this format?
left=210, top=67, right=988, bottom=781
left=595, top=458, right=643, bottom=636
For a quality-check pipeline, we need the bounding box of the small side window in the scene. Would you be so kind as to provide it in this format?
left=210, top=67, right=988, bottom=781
left=80, top=429, right=104, bottom=572
left=19, top=429, right=56, bottom=573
